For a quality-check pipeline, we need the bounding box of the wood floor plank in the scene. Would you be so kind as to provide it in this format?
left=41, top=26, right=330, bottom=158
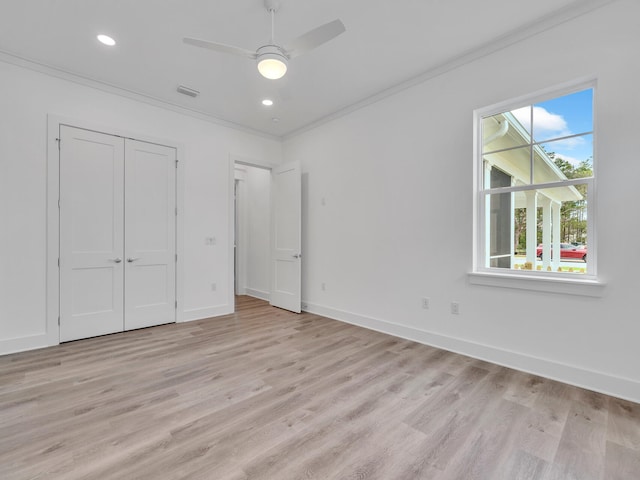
left=552, top=406, right=607, bottom=480
left=604, top=440, right=640, bottom=480
left=1, top=295, right=639, bottom=480
left=607, top=397, right=640, bottom=451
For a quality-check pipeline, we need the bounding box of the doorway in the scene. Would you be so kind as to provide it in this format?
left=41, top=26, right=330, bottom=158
left=233, top=163, right=271, bottom=302
left=232, top=159, right=302, bottom=313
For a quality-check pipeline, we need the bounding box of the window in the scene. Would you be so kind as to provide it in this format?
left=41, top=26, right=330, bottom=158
left=474, top=82, right=596, bottom=282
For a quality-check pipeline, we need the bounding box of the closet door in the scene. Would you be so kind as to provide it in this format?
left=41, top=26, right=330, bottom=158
left=124, top=139, right=176, bottom=330
left=59, top=126, right=125, bottom=342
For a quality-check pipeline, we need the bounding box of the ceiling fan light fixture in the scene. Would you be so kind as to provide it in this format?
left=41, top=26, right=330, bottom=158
left=256, top=45, right=288, bottom=80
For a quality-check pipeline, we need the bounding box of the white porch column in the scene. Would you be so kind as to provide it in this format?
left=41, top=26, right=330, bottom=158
left=540, top=196, right=552, bottom=270
left=525, top=190, right=538, bottom=266
left=510, top=191, right=515, bottom=269
left=552, top=200, right=562, bottom=270
left=484, top=161, right=492, bottom=268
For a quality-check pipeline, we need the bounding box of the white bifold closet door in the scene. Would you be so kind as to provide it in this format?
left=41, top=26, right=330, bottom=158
left=59, top=125, right=176, bottom=342
left=124, top=138, right=176, bottom=331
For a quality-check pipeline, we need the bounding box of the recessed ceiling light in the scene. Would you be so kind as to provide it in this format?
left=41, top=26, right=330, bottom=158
left=97, top=34, right=116, bottom=46
left=262, top=99, right=274, bottom=107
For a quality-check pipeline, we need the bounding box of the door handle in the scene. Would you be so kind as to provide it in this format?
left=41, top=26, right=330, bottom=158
left=292, top=253, right=302, bottom=259
left=127, top=257, right=140, bottom=263
left=109, top=258, right=122, bottom=263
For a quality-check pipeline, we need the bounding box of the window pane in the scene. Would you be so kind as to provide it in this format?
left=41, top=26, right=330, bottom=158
left=482, top=108, right=531, bottom=152
left=532, top=89, right=593, bottom=143
left=535, top=135, right=593, bottom=184
left=483, top=146, right=531, bottom=188
left=487, top=188, right=513, bottom=269
left=485, top=184, right=589, bottom=274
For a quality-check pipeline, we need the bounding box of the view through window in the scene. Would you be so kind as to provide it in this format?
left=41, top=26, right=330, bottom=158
left=478, top=86, right=594, bottom=276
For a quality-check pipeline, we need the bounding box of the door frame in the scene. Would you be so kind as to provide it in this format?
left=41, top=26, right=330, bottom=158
left=234, top=169, right=247, bottom=296
left=228, top=155, right=278, bottom=311
left=46, top=115, right=184, bottom=347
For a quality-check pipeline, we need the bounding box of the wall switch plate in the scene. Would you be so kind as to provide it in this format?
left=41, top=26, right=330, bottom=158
left=451, top=302, right=460, bottom=315
left=211, top=283, right=216, bottom=291
left=421, top=297, right=430, bottom=309
left=205, top=237, right=216, bottom=245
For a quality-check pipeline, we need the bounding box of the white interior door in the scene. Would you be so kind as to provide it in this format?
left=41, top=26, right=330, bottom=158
left=60, top=126, right=125, bottom=342
left=270, top=161, right=302, bottom=312
left=124, top=139, right=177, bottom=330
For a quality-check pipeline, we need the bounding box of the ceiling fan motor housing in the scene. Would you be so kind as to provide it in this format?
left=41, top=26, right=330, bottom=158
left=256, top=45, right=288, bottom=79
left=264, top=0, right=280, bottom=12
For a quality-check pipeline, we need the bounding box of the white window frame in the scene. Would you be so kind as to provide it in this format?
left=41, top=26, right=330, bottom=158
left=470, top=78, right=605, bottom=296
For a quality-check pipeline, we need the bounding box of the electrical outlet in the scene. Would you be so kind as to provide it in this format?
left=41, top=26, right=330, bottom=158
left=421, top=297, right=430, bottom=309
left=451, top=302, right=460, bottom=315
left=205, top=237, right=216, bottom=245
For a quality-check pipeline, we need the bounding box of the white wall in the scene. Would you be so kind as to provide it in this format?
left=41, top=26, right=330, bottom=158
left=0, top=60, right=282, bottom=354
left=283, top=0, right=640, bottom=402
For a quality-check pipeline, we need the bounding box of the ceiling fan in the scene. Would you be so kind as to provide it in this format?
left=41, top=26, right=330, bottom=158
left=183, top=0, right=346, bottom=80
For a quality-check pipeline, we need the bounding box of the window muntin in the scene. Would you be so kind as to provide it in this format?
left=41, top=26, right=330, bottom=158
left=477, top=85, right=595, bottom=278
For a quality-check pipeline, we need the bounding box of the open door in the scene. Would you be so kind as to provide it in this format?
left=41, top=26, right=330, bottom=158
left=270, top=161, right=301, bottom=312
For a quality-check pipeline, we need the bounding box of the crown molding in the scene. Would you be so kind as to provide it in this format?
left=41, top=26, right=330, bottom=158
left=0, top=49, right=280, bottom=142
left=282, top=0, right=618, bottom=140
left=0, top=0, right=618, bottom=142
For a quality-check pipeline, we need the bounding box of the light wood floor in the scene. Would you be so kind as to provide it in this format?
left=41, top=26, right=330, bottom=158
left=1, top=296, right=639, bottom=480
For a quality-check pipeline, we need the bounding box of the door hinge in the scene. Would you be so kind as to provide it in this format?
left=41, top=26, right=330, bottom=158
left=175, top=206, right=178, bottom=216
left=175, top=253, right=178, bottom=262
left=57, top=258, right=60, bottom=267
left=58, top=316, right=60, bottom=326
left=56, top=138, right=61, bottom=151
left=175, top=159, right=178, bottom=168
left=58, top=198, right=61, bottom=209
left=175, top=300, right=177, bottom=309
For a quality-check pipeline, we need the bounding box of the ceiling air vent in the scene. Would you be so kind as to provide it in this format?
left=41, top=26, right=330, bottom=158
left=176, top=85, right=200, bottom=98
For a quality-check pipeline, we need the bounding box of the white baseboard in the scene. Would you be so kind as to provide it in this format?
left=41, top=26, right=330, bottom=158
left=302, top=301, right=640, bottom=404
left=180, top=304, right=233, bottom=323
left=244, top=288, right=270, bottom=302
left=0, top=333, right=52, bottom=356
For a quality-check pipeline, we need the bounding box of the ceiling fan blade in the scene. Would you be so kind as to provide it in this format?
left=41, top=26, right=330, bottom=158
left=183, top=37, right=257, bottom=59
left=283, top=19, right=345, bottom=59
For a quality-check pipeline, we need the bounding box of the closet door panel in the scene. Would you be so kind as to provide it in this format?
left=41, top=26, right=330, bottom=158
left=59, top=126, right=125, bottom=342
left=124, top=139, right=176, bottom=330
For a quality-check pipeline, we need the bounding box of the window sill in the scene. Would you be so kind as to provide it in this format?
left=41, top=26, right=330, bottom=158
left=468, top=271, right=606, bottom=297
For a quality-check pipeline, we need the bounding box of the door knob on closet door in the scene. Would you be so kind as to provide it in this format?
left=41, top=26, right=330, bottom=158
left=109, top=258, right=122, bottom=263
left=292, top=253, right=302, bottom=259
left=127, top=257, right=140, bottom=263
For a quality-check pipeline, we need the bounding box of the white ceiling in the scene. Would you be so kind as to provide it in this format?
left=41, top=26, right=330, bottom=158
left=0, top=0, right=602, bottom=138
